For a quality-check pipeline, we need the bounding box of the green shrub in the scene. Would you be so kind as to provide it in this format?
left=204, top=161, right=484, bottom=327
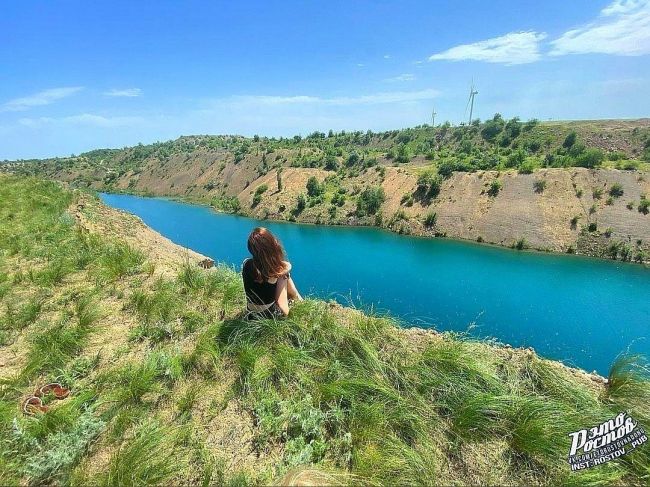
left=395, top=145, right=411, bottom=164
left=401, top=194, right=414, bottom=207
left=533, top=180, right=546, bottom=193
left=212, top=195, right=241, bottom=213
left=512, top=238, right=528, bottom=250
left=563, top=131, right=577, bottom=148
left=26, top=412, right=105, bottom=484
left=346, top=152, right=360, bottom=167
left=331, top=192, right=346, bottom=207
left=575, top=148, right=604, bottom=168
left=306, top=176, right=324, bottom=197
left=607, top=151, right=626, bottom=161
left=609, top=183, right=624, bottom=198
left=480, top=114, right=504, bottom=142
left=487, top=179, right=502, bottom=197
left=424, top=212, right=437, bottom=227
left=506, top=150, right=525, bottom=169
left=293, top=194, right=307, bottom=216
left=638, top=198, right=650, bottom=215
left=356, top=187, right=385, bottom=216
left=252, top=184, right=268, bottom=207
left=417, top=172, right=443, bottom=198
left=324, top=154, right=339, bottom=171
left=518, top=160, right=536, bottom=174
left=437, top=160, right=456, bottom=178
left=570, top=215, right=580, bottom=229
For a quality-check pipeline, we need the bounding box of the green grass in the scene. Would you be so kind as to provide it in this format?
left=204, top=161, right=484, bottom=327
left=96, top=241, right=145, bottom=282
left=23, top=317, right=94, bottom=379
left=97, top=420, right=185, bottom=486
left=213, top=299, right=650, bottom=484
left=1, top=174, right=649, bottom=485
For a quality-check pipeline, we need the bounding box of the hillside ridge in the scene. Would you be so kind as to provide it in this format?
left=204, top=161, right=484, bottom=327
left=4, top=118, right=650, bottom=263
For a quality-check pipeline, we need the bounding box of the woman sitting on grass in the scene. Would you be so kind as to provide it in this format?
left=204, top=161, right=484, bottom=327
left=242, top=227, right=302, bottom=319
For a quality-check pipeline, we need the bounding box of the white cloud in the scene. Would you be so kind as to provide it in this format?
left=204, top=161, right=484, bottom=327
left=550, top=0, right=650, bottom=56
left=0, top=87, right=83, bottom=112
left=220, top=89, right=439, bottom=108
left=385, top=73, right=416, bottom=82
left=429, top=31, right=547, bottom=65
left=383, top=54, right=391, bottom=59
left=602, top=0, right=645, bottom=15
left=18, top=113, right=145, bottom=128
left=103, top=88, right=142, bottom=97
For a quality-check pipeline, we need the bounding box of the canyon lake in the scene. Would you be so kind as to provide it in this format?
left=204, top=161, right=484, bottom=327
left=100, top=192, right=650, bottom=375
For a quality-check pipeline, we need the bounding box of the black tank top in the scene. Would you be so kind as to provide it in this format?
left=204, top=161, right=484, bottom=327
left=242, top=258, right=276, bottom=305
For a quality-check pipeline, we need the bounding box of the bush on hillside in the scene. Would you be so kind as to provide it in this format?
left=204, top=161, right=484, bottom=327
left=417, top=172, right=443, bottom=199
left=324, top=154, right=339, bottom=171
left=346, top=152, right=360, bottom=167
left=563, top=131, right=577, bottom=148
left=306, top=176, right=324, bottom=197
left=437, top=160, right=456, bottom=178
left=609, top=183, right=624, bottom=198
left=424, top=211, right=437, bottom=227
left=356, top=186, right=385, bottom=216
left=480, top=114, right=505, bottom=142
left=487, top=179, right=502, bottom=197
left=395, top=144, right=411, bottom=164
left=575, top=148, right=604, bottom=168
left=639, top=198, right=650, bottom=215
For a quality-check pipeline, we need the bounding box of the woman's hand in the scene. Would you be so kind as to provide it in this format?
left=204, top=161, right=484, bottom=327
left=282, top=261, right=292, bottom=274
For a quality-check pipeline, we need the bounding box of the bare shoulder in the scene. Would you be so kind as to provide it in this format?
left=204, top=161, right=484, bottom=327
left=282, top=260, right=293, bottom=274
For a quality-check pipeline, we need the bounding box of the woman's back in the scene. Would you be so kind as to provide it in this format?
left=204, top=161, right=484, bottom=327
left=242, top=258, right=276, bottom=305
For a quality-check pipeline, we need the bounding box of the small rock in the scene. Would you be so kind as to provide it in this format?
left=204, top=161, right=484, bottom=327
left=198, top=258, right=214, bottom=269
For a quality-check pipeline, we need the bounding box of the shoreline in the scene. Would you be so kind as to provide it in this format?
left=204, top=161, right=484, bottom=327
left=95, top=188, right=622, bottom=381
left=99, top=187, right=650, bottom=269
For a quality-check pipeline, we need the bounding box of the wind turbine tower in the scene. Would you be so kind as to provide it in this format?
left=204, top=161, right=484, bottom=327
left=466, top=82, right=478, bottom=125
left=431, top=106, right=437, bottom=127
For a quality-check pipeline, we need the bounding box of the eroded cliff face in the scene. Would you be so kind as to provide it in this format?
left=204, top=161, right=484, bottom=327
left=31, top=152, right=650, bottom=261
left=225, top=167, right=646, bottom=256
left=6, top=119, right=649, bottom=262
left=409, top=168, right=650, bottom=253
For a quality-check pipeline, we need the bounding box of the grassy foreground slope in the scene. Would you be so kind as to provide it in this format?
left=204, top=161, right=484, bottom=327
left=1, top=175, right=649, bottom=485
left=4, top=119, right=650, bottom=262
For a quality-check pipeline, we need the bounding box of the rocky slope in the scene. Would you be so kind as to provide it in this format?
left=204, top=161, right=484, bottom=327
left=4, top=118, right=650, bottom=262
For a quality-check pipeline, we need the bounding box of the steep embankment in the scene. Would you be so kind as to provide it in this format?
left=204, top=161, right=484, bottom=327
left=1, top=175, right=650, bottom=485
left=4, top=119, right=650, bottom=262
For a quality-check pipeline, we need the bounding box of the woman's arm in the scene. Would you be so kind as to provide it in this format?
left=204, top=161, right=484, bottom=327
left=281, top=261, right=302, bottom=301
left=274, top=276, right=290, bottom=316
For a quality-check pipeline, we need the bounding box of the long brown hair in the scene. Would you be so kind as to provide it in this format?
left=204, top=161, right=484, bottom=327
left=247, top=227, right=287, bottom=282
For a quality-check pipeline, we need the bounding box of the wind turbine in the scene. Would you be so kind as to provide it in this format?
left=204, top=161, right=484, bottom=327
left=431, top=106, right=437, bottom=127
left=465, top=81, right=478, bottom=125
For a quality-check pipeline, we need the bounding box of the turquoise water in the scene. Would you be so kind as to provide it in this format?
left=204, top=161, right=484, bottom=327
left=100, top=193, right=650, bottom=375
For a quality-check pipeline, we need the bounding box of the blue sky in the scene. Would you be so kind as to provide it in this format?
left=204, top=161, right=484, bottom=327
left=1, top=0, right=649, bottom=159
